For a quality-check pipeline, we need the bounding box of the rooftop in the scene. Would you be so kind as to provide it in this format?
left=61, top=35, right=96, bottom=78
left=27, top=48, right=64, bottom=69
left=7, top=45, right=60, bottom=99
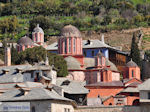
left=61, top=25, right=81, bottom=38
left=18, top=36, right=33, bottom=46
left=86, top=81, right=124, bottom=87
left=56, top=78, right=88, bottom=94
left=0, top=88, right=71, bottom=102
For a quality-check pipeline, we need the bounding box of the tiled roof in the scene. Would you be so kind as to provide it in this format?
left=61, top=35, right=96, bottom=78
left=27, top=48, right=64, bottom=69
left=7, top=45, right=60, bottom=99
left=126, top=60, right=138, bottom=67
left=18, top=36, right=33, bottom=46
left=0, top=65, right=32, bottom=83
left=125, top=82, right=141, bottom=87
left=33, top=24, right=44, bottom=34
left=138, top=78, right=150, bottom=90
left=15, top=82, right=44, bottom=88
left=56, top=78, right=88, bottom=94
left=61, top=25, right=81, bottom=37
left=119, top=87, right=139, bottom=93
left=64, top=56, right=81, bottom=70
left=0, top=88, right=71, bottom=102
left=46, top=39, right=111, bottom=50
left=86, top=81, right=124, bottom=87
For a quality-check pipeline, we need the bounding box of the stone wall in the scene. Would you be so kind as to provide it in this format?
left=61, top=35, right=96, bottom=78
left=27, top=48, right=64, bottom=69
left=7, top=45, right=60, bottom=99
left=31, top=100, right=74, bottom=112
left=75, top=106, right=140, bottom=112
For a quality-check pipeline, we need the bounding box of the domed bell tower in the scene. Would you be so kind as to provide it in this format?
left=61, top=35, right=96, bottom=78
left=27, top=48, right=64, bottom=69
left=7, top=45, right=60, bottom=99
left=95, top=51, right=106, bottom=68
left=58, top=25, right=82, bottom=55
left=32, top=24, right=44, bottom=45
left=58, top=25, right=84, bottom=67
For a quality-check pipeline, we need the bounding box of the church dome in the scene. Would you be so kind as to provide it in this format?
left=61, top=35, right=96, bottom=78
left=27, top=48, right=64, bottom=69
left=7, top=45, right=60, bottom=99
left=61, top=25, right=81, bottom=37
left=64, top=56, right=81, bottom=70
left=126, top=59, right=138, bottom=67
left=33, top=24, right=44, bottom=34
left=18, top=36, right=33, bottom=46
left=106, top=59, right=118, bottom=71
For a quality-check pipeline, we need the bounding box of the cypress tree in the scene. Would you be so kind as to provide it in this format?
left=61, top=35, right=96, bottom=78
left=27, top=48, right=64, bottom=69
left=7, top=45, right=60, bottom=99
left=130, top=33, right=141, bottom=66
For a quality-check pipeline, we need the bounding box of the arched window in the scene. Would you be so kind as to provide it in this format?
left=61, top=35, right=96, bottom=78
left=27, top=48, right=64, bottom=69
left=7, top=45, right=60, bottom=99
left=132, top=70, right=134, bottom=77
left=73, top=38, right=76, bottom=53
left=99, top=56, right=102, bottom=65
left=92, top=50, right=95, bottom=56
left=69, top=38, right=71, bottom=53
left=65, top=38, right=67, bottom=53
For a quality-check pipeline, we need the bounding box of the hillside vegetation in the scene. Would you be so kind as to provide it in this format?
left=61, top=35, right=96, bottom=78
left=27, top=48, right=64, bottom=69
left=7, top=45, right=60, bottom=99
left=0, top=0, right=150, bottom=49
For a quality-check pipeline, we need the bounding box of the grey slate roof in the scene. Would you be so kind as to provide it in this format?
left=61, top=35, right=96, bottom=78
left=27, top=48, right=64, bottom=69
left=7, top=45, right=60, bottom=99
left=84, top=58, right=118, bottom=71
left=18, top=36, right=33, bottom=46
left=0, top=83, right=16, bottom=90
left=0, top=88, right=71, bottom=102
left=33, top=24, right=44, bottom=34
left=46, top=42, right=58, bottom=50
left=125, top=82, right=141, bottom=87
left=0, top=64, right=32, bottom=83
left=64, top=56, right=81, bottom=70
left=82, top=39, right=111, bottom=49
left=126, top=60, right=138, bottom=67
left=15, top=82, right=44, bottom=88
left=86, top=81, right=124, bottom=87
left=119, top=87, right=139, bottom=93
left=61, top=25, right=81, bottom=37
left=106, top=58, right=118, bottom=71
left=84, top=58, right=95, bottom=68
left=56, top=78, right=89, bottom=94
left=138, top=78, right=150, bottom=90
left=46, top=39, right=111, bottom=51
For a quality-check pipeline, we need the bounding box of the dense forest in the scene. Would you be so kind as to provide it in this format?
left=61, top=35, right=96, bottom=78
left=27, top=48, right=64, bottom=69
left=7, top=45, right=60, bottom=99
left=0, top=0, right=150, bottom=42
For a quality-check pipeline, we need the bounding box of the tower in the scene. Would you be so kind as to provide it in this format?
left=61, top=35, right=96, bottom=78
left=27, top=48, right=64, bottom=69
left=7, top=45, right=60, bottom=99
left=32, top=24, right=44, bottom=45
left=95, top=51, right=106, bottom=68
left=123, top=59, right=140, bottom=80
left=58, top=25, right=82, bottom=55
left=5, top=47, right=11, bottom=66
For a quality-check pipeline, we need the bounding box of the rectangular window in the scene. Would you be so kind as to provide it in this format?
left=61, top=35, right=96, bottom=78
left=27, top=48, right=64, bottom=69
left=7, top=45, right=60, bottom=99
left=74, top=38, right=76, bottom=53
left=65, top=38, right=67, bottom=53
left=92, top=50, right=94, bottom=56
left=84, top=51, right=86, bottom=56
left=31, top=73, right=33, bottom=78
left=132, top=70, right=134, bottom=77
left=69, top=38, right=71, bottom=53
left=148, top=92, right=150, bottom=99
left=64, top=108, right=70, bottom=112
left=99, top=57, right=102, bottom=65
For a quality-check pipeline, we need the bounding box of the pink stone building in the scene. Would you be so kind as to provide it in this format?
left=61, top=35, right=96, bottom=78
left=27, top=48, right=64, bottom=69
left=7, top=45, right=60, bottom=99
left=57, top=25, right=120, bottom=84
left=123, top=59, right=141, bottom=80
left=17, top=24, right=46, bottom=52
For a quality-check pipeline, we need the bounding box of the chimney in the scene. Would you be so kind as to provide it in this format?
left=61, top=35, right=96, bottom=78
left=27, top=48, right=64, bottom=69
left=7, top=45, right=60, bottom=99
left=2, top=69, right=10, bottom=74
left=101, top=34, right=105, bottom=44
left=4, top=47, right=11, bottom=66
left=16, top=68, right=23, bottom=73
left=19, top=88, right=30, bottom=96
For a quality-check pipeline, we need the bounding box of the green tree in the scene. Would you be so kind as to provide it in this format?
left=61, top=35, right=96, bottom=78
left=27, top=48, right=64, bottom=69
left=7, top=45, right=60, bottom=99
left=0, top=16, right=18, bottom=34
left=130, top=33, right=141, bottom=66
left=29, top=15, right=51, bottom=33
left=16, top=46, right=68, bottom=77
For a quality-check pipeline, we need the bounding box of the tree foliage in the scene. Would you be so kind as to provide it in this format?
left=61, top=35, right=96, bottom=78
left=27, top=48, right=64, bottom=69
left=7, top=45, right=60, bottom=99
left=130, top=33, right=141, bottom=66
left=0, top=0, right=150, bottom=41
left=15, top=46, right=68, bottom=77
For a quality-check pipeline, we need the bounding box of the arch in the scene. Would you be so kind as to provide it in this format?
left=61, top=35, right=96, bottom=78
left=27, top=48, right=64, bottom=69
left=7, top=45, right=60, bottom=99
left=132, top=99, right=139, bottom=106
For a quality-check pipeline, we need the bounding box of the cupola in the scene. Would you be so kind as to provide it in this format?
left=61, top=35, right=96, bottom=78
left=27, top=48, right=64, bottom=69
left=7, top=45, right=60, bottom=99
left=58, top=25, right=82, bottom=55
